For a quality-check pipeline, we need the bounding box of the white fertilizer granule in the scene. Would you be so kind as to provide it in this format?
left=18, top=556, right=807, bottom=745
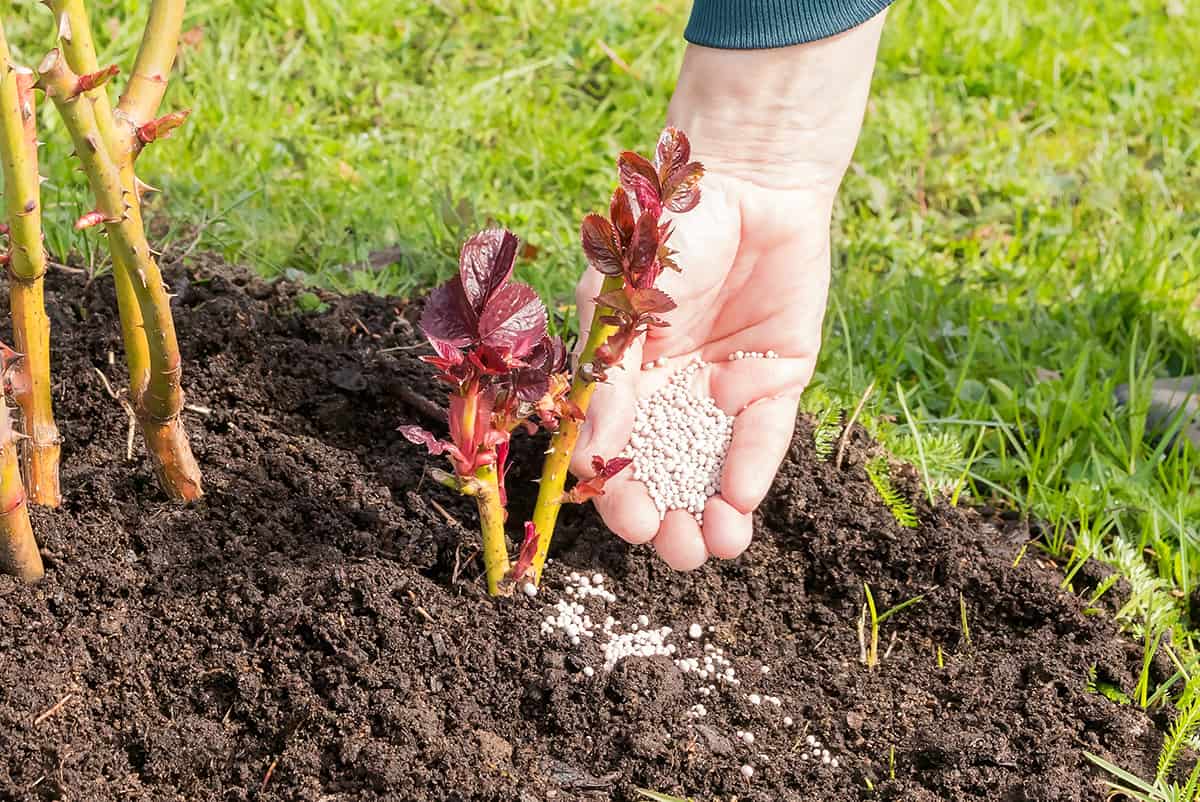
left=620, top=358, right=734, bottom=524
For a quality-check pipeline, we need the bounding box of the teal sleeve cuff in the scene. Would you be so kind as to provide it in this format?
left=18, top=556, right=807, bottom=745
left=685, top=0, right=893, bottom=49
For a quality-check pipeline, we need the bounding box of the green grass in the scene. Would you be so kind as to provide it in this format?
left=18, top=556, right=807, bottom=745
left=3, top=0, right=1200, bottom=786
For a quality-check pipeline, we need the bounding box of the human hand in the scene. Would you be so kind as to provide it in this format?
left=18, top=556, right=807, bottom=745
left=570, top=14, right=887, bottom=569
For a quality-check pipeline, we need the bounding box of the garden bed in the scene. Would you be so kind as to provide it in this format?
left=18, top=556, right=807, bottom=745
left=0, top=259, right=1163, bottom=801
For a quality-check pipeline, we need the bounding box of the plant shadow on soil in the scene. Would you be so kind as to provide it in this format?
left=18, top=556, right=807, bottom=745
left=0, top=258, right=1171, bottom=801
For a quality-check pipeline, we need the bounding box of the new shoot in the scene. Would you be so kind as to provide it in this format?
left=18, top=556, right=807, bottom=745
left=527, top=127, right=704, bottom=583
left=401, top=229, right=571, bottom=595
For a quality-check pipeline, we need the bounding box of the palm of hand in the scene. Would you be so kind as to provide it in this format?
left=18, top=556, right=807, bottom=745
left=572, top=175, right=833, bottom=569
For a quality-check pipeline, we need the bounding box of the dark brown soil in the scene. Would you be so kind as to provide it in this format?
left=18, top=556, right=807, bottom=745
left=0, top=258, right=1164, bottom=801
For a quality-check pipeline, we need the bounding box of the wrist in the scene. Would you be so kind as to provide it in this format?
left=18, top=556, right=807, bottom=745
left=665, top=11, right=887, bottom=194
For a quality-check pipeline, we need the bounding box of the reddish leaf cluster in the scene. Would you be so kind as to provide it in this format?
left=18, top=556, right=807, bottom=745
left=72, top=64, right=119, bottom=97
left=579, top=127, right=703, bottom=375
left=400, top=229, right=573, bottom=488
left=562, top=456, right=633, bottom=504
left=136, top=110, right=191, bottom=146
left=401, top=129, right=706, bottom=589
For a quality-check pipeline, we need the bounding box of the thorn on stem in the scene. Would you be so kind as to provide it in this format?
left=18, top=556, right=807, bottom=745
left=134, top=177, right=161, bottom=200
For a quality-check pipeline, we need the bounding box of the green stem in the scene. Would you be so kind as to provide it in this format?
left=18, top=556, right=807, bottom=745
left=473, top=463, right=511, bottom=595
left=48, top=1, right=152, bottom=398
left=39, top=50, right=202, bottom=501
left=529, top=274, right=624, bottom=582
left=0, top=24, right=61, bottom=506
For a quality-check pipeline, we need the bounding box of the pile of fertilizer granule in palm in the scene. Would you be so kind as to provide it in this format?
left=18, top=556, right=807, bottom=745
left=621, top=353, right=779, bottom=523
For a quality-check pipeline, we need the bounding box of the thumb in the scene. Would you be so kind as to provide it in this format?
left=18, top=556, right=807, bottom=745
left=570, top=267, right=642, bottom=474
left=571, top=335, right=642, bottom=475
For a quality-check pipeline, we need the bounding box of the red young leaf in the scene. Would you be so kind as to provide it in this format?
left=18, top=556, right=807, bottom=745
left=594, top=289, right=635, bottom=315
left=477, top=282, right=546, bottom=357
left=468, top=344, right=515, bottom=375
left=400, top=425, right=452, bottom=456
left=594, top=324, right=640, bottom=368
left=540, top=335, right=569, bottom=374
left=627, top=287, right=676, bottom=315
left=459, top=229, right=519, bottom=315
left=496, top=439, right=511, bottom=506
left=511, top=370, right=550, bottom=403
left=662, top=161, right=704, bottom=213
left=618, top=151, right=662, bottom=217
left=580, top=213, right=623, bottom=276
left=510, top=522, right=540, bottom=583
left=562, top=456, right=633, bottom=504
left=534, top=371, right=583, bottom=430
left=447, top=390, right=495, bottom=477
left=429, top=337, right=464, bottom=365
left=421, top=337, right=468, bottom=384
left=609, top=187, right=636, bottom=247
left=596, top=455, right=633, bottom=479
left=627, top=174, right=663, bottom=220
left=136, top=110, right=191, bottom=144
left=420, top=278, right=475, bottom=349
left=618, top=151, right=659, bottom=195
left=626, top=212, right=660, bottom=279
left=74, top=64, right=119, bottom=95
left=654, top=127, right=692, bottom=179
left=510, top=333, right=569, bottom=402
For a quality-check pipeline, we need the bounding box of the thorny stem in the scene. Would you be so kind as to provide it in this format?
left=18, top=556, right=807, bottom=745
left=117, top=0, right=186, bottom=144
left=47, top=1, right=120, bottom=151
left=48, top=0, right=152, bottom=397
left=38, top=48, right=202, bottom=501
left=473, top=463, right=512, bottom=596
left=0, top=404, right=42, bottom=583
left=529, top=274, right=624, bottom=582
left=0, top=23, right=61, bottom=506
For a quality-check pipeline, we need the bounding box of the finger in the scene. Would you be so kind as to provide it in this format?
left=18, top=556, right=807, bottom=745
left=720, top=395, right=800, bottom=515
left=702, top=496, right=753, bottom=560
left=573, top=268, right=605, bottom=360
left=653, top=509, right=708, bottom=570
left=592, top=473, right=660, bottom=545
left=708, top=355, right=817, bottom=416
